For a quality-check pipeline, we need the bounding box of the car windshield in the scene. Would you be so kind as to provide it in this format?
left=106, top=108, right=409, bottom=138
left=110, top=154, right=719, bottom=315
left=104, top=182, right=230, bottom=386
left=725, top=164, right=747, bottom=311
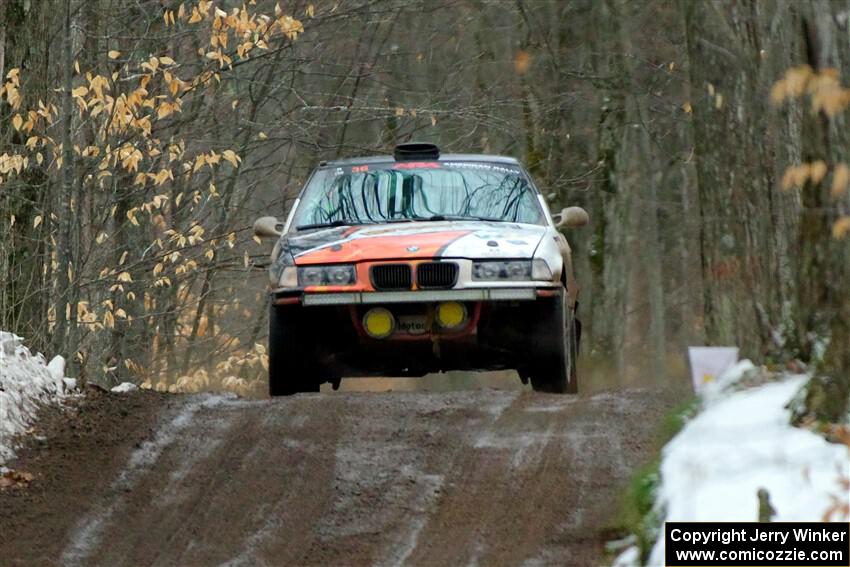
left=292, top=161, right=545, bottom=229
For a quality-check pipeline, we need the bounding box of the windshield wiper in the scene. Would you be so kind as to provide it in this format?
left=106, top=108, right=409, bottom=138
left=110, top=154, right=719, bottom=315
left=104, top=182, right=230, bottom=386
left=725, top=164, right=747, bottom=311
left=419, top=214, right=507, bottom=223
left=296, top=220, right=367, bottom=231
left=378, top=216, right=457, bottom=223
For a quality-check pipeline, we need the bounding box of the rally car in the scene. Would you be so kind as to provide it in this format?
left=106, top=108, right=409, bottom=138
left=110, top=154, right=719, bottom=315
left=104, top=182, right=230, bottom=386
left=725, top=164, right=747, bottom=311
left=254, top=143, right=588, bottom=395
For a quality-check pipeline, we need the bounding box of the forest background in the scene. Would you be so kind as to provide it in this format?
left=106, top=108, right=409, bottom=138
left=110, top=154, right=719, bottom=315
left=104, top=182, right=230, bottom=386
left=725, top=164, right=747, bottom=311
left=1, top=0, right=848, bottom=423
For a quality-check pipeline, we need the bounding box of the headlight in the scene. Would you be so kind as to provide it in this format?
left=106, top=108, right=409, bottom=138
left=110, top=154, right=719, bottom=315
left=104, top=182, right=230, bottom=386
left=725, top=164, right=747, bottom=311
left=279, top=266, right=298, bottom=288
left=472, top=260, right=532, bottom=281
left=297, top=264, right=356, bottom=286
left=531, top=259, right=553, bottom=280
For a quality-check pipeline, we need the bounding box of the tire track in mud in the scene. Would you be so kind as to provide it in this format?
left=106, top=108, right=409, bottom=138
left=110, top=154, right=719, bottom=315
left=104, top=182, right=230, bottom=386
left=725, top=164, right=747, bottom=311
left=61, top=394, right=344, bottom=567
left=4, top=387, right=679, bottom=566
left=407, top=394, right=585, bottom=566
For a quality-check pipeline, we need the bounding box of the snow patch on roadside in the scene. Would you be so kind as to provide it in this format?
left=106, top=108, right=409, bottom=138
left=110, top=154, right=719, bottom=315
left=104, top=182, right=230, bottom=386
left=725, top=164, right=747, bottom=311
left=0, top=330, right=72, bottom=465
left=615, top=364, right=850, bottom=566
left=110, top=381, right=138, bottom=393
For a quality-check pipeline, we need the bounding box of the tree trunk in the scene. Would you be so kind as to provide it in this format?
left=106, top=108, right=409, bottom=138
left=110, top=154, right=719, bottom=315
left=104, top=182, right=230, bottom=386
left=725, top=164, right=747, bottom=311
left=54, top=0, right=79, bottom=369
left=792, top=1, right=850, bottom=423
left=682, top=0, right=796, bottom=360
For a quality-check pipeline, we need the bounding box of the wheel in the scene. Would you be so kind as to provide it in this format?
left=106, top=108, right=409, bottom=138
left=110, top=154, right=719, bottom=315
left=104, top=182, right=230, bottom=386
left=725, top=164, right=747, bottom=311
left=528, top=289, right=578, bottom=394
left=268, top=304, right=320, bottom=396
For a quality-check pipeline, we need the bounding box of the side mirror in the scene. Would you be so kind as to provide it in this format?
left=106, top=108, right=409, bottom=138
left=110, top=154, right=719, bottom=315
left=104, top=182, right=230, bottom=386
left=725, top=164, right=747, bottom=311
left=253, top=216, right=284, bottom=238
left=554, top=206, right=589, bottom=229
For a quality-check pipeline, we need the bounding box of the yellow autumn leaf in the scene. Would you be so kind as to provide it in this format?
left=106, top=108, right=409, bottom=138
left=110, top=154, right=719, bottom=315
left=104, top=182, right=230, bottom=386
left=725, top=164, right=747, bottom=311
left=108, top=50, right=121, bottom=59
left=117, top=271, right=133, bottom=282
left=104, top=310, right=115, bottom=329
left=781, top=164, right=810, bottom=191
left=154, top=168, right=173, bottom=185
left=157, top=101, right=175, bottom=119
left=71, top=85, right=88, bottom=98
left=222, top=149, right=240, bottom=167
left=810, top=160, right=827, bottom=184
left=12, top=114, right=23, bottom=130
left=33, top=215, right=43, bottom=228
left=159, top=56, right=175, bottom=65
left=831, top=163, right=849, bottom=199
left=513, top=50, right=531, bottom=75
left=833, top=216, right=850, bottom=239
left=306, top=4, right=315, bottom=17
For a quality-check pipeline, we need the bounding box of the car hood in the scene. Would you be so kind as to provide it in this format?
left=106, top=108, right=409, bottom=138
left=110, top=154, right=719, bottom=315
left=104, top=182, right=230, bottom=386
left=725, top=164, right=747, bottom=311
left=282, top=221, right=548, bottom=265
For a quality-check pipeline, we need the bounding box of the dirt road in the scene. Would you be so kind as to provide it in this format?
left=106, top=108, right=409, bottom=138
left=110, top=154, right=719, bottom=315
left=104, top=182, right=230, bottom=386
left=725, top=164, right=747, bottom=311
left=1, top=385, right=680, bottom=566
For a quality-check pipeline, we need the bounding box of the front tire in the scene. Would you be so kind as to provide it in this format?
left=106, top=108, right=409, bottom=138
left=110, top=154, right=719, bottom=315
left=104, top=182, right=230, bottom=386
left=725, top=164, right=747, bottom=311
left=268, top=304, right=320, bottom=396
left=528, top=290, right=578, bottom=394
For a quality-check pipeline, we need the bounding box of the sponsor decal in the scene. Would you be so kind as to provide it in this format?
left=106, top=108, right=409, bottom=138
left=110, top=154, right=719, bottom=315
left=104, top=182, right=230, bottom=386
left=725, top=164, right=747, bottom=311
left=392, top=161, right=441, bottom=170
left=442, top=161, right=521, bottom=174
left=280, top=221, right=546, bottom=266
left=397, top=315, right=428, bottom=335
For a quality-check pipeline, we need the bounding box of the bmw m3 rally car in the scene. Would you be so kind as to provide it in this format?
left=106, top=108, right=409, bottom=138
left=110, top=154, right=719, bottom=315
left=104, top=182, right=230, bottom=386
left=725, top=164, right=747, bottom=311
left=254, top=143, right=589, bottom=395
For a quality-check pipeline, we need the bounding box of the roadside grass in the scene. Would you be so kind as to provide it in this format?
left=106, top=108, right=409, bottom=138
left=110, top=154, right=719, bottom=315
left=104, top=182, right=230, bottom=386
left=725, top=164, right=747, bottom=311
left=605, top=396, right=699, bottom=564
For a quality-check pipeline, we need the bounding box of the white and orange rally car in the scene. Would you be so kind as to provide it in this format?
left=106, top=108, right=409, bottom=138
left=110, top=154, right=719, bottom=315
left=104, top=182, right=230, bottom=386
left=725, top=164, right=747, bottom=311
left=254, top=143, right=588, bottom=395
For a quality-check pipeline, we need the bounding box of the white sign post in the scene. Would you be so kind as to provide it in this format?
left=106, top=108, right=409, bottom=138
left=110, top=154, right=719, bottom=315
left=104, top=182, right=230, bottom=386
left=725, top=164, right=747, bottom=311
left=687, top=347, right=739, bottom=393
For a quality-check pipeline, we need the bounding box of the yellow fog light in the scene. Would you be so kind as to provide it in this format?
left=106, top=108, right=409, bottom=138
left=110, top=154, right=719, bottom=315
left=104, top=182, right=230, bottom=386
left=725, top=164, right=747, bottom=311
left=436, top=301, right=467, bottom=329
left=363, top=308, right=394, bottom=339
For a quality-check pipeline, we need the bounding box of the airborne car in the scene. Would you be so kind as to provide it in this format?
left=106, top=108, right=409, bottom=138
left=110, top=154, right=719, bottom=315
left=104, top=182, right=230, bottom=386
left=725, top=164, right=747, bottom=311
left=254, top=143, right=588, bottom=395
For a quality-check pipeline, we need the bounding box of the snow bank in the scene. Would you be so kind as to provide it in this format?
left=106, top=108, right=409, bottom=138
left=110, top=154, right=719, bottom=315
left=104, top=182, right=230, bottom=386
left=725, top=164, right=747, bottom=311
left=615, top=363, right=850, bottom=566
left=111, top=382, right=138, bottom=393
left=0, top=331, right=74, bottom=465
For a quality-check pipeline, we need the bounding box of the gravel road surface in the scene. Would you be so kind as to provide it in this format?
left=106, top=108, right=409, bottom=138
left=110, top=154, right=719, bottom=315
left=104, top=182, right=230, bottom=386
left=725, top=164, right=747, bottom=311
left=1, top=385, right=680, bottom=566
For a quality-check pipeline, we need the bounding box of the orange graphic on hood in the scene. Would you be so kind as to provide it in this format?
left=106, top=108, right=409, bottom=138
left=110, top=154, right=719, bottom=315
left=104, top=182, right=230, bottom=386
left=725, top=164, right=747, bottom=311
left=295, top=230, right=471, bottom=265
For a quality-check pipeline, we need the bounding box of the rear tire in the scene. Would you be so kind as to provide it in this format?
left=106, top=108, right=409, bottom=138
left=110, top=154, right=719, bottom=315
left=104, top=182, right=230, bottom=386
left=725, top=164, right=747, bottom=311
left=528, top=289, right=578, bottom=394
left=268, top=304, right=320, bottom=396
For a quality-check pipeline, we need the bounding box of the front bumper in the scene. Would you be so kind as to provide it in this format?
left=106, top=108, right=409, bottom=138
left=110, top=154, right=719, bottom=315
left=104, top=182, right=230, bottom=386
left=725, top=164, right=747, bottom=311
left=300, top=288, right=539, bottom=306
left=271, top=285, right=562, bottom=306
